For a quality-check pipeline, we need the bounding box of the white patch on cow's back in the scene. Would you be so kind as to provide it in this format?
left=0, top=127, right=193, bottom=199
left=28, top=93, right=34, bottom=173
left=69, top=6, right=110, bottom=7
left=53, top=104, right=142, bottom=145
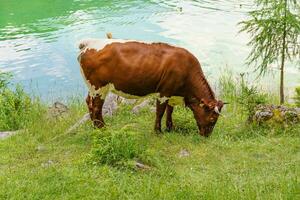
left=78, top=38, right=142, bottom=53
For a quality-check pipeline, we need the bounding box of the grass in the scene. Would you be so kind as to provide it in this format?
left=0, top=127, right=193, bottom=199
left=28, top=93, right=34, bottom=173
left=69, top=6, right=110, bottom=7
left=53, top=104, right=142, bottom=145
left=0, top=98, right=299, bottom=200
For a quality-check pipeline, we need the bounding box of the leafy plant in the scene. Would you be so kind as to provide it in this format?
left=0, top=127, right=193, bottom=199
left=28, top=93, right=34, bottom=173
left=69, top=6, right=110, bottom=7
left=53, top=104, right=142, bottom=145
left=0, top=71, right=33, bottom=131
left=219, top=72, right=268, bottom=120
left=294, top=86, right=300, bottom=106
left=88, top=128, right=149, bottom=168
left=239, top=0, right=300, bottom=104
left=237, top=74, right=268, bottom=121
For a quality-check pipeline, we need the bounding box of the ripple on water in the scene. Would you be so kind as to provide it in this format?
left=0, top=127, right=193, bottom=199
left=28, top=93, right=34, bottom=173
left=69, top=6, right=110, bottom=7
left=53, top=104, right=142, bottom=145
left=0, top=0, right=299, bottom=99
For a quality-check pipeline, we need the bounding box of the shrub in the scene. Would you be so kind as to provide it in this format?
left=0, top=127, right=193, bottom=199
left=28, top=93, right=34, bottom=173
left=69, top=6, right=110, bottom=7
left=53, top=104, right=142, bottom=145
left=0, top=72, right=33, bottom=131
left=88, top=127, right=149, bottom=168
left=237, top=74, right=268, bottom=121
left=219, top=72, right=268, bottom=120
left=294, top=87, right=300, bottom=107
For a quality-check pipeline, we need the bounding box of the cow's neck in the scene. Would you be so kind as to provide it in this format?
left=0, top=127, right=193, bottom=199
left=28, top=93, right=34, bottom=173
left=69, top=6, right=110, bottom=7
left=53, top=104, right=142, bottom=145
left=190, top=72, right=216, bottom=101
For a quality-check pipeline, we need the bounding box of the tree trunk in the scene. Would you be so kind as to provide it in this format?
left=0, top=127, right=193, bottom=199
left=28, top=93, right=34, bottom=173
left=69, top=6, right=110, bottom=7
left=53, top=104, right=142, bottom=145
left=280, top=0, right=287, bottom=105
left=280, top=59, right=284, bottom=104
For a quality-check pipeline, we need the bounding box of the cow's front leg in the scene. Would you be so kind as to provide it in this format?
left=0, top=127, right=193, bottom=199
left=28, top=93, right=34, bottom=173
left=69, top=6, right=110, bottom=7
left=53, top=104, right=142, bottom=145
left=89, top=95, right=105, bottom=128
left=166, top=104, right=174, bottom=131
left=154, top=99, right=167, bottom=132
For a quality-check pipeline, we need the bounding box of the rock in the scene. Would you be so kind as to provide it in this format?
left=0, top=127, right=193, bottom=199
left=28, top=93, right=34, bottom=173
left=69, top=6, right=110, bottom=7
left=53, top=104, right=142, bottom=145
left=135, top=161, right=150, bottom=170
left=41, top=160, right=54, bottom=167
left=36, top=145, right=46, bottom=152
left=65, top=113, right=90, bottom=134
left=132, top=100, right=150, bottom=114
left=150, top=106, right=156, bottom=113
left=48, top=102, right=69, bottom=118
left=103, top=93, right=118, bottom=116
left=119, top=97, right=137, bottom=105
left=251, top=105, right=300, bottom=124
left=179, top=149, right=190, bottom=158
left=0, top=130, right=20, bottom=139
left=0, top=130, right=23, bottom=139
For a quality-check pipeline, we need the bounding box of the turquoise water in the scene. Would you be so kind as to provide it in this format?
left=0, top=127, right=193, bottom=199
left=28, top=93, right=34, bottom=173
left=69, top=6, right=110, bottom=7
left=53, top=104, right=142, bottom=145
left=0, top=0, right=299, bottom=100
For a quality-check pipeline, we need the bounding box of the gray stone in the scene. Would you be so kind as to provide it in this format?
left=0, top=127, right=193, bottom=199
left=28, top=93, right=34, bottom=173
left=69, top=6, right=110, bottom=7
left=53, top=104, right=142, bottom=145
left=0, top=130, right=22, bottom=139
left=135, top=161, right=150, bottom=170
left=41, top=160, right=54, bottom=167
left=48, top=102, right=69, bottom=118
left=65, top=113, right=90, bottom=134
left=119, top=97, right=137, bottom=105
left=250, top=104, right=300, bottom=124
left=103, top=93, right=118, bottom=116
left=132, top=100, right=150, bottom=114
left=150, top=106, right=156, bottom=113
left=179, top=149, right=190, bottom=158
left=36, top=145, right=46, bottom=152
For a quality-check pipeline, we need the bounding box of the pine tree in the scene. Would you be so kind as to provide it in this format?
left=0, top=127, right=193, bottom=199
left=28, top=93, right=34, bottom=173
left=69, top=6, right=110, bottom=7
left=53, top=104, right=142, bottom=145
left=240, top=0, right=300, bottom=104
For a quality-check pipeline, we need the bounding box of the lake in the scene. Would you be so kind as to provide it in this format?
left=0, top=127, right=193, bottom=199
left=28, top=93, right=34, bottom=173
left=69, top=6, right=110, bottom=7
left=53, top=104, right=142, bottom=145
left=0, top=0, right=299, bottom=101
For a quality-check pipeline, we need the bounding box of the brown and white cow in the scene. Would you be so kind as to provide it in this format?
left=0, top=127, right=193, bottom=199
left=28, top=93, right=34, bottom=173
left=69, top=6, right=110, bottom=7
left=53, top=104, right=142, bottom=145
left=78, top=38, right=224, bottom=137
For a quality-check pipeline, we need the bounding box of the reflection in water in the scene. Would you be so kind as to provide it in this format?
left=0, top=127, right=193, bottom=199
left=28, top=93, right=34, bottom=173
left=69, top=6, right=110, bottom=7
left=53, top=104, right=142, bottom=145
left=0, top=0, right=299, bottom=100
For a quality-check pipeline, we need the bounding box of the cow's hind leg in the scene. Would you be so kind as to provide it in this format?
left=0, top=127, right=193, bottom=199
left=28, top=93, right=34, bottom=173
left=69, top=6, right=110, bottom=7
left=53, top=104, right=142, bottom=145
left=155, top=99, right=167, bottom=132
left=91, top=95, right=105, bottom=128
left=166, top=104, right=174, bottom=131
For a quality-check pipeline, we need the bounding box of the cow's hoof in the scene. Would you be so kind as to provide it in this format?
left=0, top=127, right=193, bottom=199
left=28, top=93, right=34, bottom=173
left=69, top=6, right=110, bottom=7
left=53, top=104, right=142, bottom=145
left=166, top=123, right=173, bottom=132
left=154, top=128, right=162, bottom=134
left=93, top=121, right=105, bottom=128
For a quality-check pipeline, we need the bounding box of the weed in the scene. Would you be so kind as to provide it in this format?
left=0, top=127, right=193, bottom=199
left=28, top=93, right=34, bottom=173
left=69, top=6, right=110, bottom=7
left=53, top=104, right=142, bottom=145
left=294, top=86, right=300, bottom=107
left=0, top=72, right=35, bottom=131
left=88, top=128, right=149, bottom=168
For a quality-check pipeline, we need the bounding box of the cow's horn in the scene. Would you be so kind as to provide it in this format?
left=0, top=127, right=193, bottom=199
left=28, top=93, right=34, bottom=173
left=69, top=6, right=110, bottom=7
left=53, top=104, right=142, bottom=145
left=214, top=106, right=221, bottom=114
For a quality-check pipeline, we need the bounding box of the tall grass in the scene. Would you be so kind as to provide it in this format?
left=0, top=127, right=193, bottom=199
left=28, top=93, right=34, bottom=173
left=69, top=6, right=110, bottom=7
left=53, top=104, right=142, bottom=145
left=0, top=72, right=40, bottom=131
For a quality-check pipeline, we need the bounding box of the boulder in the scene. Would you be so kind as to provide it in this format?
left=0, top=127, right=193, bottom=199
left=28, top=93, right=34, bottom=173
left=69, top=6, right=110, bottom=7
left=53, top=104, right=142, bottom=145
left=0, top=130, right=22, bottom=139
left=178, top=149, right=190, bottom=158
left=103, top=93, right=118, bottom=116
left=132, top=100, right=150, bottom=114
left=251, top=105, right=300, bottom=124
left=48, top=102, right=69, bottom=118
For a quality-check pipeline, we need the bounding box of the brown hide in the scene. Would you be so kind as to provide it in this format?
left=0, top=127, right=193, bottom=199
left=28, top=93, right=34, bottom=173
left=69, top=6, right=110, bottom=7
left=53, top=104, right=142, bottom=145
left=79, top=41, right=224, bottom=136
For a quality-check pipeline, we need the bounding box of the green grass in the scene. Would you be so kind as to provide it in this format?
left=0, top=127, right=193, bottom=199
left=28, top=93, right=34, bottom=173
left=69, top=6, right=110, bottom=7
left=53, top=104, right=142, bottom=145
left=0, top=100, right=299, bottom=200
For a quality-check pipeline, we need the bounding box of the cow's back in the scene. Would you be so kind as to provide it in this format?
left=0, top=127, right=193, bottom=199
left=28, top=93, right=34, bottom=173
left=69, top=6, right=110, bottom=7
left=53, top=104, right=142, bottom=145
left=79, top=40, right=200, bottom=97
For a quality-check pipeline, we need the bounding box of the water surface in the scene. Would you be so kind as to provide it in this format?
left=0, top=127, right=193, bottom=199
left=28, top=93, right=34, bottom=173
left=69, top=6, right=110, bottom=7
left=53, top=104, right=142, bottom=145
left=0, top=0, right=299, bottom=100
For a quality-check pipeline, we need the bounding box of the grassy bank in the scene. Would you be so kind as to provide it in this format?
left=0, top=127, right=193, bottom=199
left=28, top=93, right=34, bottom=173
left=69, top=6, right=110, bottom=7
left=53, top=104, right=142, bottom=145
left=0, top=98, right=299, bottom=199
left=0, top=72, right=299, bottom=199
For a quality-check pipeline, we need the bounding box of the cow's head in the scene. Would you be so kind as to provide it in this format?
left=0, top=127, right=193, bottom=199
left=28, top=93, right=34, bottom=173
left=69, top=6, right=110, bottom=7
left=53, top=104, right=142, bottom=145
left=188, top=98, right=224, bottom=137
left=85, top=94, right=104, bottom=128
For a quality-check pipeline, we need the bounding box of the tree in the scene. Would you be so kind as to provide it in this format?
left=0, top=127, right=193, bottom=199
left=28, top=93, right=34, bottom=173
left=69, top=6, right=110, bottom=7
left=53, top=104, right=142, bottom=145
left=240, top=0, right=300, bottom=104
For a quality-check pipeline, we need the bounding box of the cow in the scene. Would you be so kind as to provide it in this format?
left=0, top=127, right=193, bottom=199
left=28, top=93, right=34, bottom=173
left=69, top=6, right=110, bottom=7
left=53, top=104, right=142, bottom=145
left=78, top=38, right=225, bottom=137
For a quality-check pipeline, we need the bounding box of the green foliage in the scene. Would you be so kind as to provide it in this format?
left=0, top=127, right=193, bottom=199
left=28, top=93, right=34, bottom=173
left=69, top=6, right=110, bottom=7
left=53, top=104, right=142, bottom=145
left=0, top=71, right=33, bottom=131
left=294, top=86, right=300, bottom=106
left=239, top=0, right=300, bottom=103
left=88, top=128, right=149, bottom=168
left=237, top=74, right=268, bottom=119
left=219, top=73, right=268, bottom=118
left=0, top=72, right=12, bottom=90
left=239, top=0, right=300, bottom=75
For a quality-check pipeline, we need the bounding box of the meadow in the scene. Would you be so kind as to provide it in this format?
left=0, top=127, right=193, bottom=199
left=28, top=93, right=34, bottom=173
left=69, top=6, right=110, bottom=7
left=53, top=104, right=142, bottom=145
left=0, top=73, right=299, bottom=200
